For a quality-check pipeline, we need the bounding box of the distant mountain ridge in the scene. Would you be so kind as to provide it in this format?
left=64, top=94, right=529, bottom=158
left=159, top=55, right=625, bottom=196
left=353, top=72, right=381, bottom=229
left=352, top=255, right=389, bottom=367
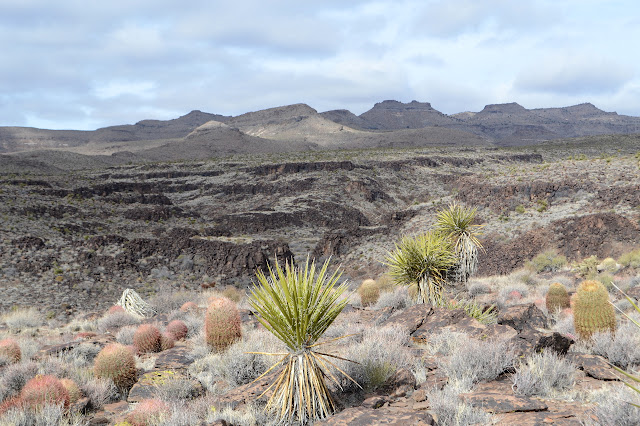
left=2, top=100, right=640, bottom=161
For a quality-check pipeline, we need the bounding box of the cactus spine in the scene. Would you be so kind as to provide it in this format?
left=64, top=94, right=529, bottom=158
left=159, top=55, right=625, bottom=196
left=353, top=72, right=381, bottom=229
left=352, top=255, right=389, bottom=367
left=205, top=297, right=242, bottom=351
left=94, top=343, right=138, bottom=391
left=545, top=282, right=571, bottom=313
left=573, top=280, right=616, bottom=340
left=358, top=279, right=380, bottom=307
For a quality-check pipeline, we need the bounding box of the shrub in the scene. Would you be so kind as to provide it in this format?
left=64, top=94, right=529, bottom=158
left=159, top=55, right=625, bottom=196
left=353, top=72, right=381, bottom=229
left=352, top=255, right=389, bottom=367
left=619, top=248, right=640, bottom=269
left=204, top=297, right=242, bottom=352
left=94, top=343, right=137, bottom=392
left=357, top=279, right=380, bottom=307
left=591, top=384, right=640, bottom=426
left=79, top=377, right=117, bottom=410
left=467, top=280, right=492, bottom=297
left=97, top=310, right=140, bottom=331
left=125, top=398, right=170, bottom=426
left=427, top=386, right=493, bottom=426
left=589, top=322, right=640, bottom=369
left=221, top=286, right=244, bottom=303
left=528, top=250, right=567, bottom=273
left=597, top=272, right=615, bottom=290
left=2, top=307, right=43, bottom=332
left=0, top=361, right=38, bottom=403
left=0, top=339, right=21, bottom=365
left=512, top=351, right=577, bottom=397
left=20, top=375, right=70, bottom=410
left=116, top=325, right=138, bottom=346
left=599, top=257, right=620, bottom=273
left=573, top=280, right=616, bottom=340
left=373, top=286, right=412, bottom=310
left=386, top=231, right=457, bottom=304
left=133, top=324, right=162, bottom=354
left=149, top=291, right=194, bottom=315
left=434, top=203, right=484, bottom=283
left=438, top=338, right=515, bottom=390
left=249, top=258, right=355, bottom=424
left=546, top=282, right=571, bottom=313
left=340, top=326, right=412, bottom=391
left=574, top=255, right=599, bottom=279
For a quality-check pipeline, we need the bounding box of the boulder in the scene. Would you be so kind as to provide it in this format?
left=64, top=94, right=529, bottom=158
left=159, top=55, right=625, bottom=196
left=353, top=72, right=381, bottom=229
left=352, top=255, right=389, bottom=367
left=497, top=303, right=548, bottom=332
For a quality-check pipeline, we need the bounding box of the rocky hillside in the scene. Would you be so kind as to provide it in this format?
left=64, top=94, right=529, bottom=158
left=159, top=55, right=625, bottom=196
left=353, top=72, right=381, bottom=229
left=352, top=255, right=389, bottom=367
left=1, top=137, right=639, bottom=315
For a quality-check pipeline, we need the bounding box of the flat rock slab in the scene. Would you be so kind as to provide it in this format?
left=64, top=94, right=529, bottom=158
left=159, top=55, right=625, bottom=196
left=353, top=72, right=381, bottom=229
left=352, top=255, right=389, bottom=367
left=495, top=411, right=582, bottom=425
left=153, top=344, right=195, bottom=370
left=319, top=406, right=436, bottom=425
left=497, top=303, right=548, bottom=332
left=566, top=353, right=620, bottom=381
left=459, top=392, right=548, bottom=414
left=128, top=370, right=202, bottom=403
left=381, top=304, right=433, bottom=334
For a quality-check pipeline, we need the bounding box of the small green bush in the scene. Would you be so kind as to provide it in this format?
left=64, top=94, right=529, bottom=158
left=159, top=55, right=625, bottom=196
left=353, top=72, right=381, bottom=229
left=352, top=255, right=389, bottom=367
left=528, top=250, right=567, bottom=273
left=618, top=248, right=640, bottom=269
left=515, top=205, right=526, bottom=214
left=574, top=255, right=599, bottom=279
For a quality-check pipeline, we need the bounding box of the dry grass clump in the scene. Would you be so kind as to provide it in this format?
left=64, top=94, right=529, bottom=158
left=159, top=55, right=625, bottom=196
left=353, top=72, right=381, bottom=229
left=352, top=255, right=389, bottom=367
left=149, top=290, right=197, bottom=314
left=373, top=285, right=413, bottom=310
left=512, top=351, right=577, bottom=397
left=588, top=384, right=639, bottom=426
left=427, top=386, right=494, bottom=426
left=1, top=307, right=44, bottom=332
left=96, top=310, right=140, bottom=332
left=588, top=321, right=640, bottom=369
left=340, top=325, right=413, bottom=391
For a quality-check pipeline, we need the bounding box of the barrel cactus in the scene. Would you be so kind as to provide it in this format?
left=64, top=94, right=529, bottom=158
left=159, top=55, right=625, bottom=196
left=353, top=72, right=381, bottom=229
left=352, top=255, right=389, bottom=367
left=59, top=378, right=82, bottom=405
left=165, top=319, right=188, bottom=341
left=204, top=297, right=242, bottom=351
left=160, top=332, right=175, bottom=351
left=94, top=343, right=138, bottom=391
left=0, top=338, right=22, bottom=364
left=133, top=324, right=162, bottom=354
left=573, top=280, right=616, bottom=340
left=545, top=283, right=571, bottom=313
left=358, top=279, right=380, bottom=307
left=20, top=375, right=70, bottom=410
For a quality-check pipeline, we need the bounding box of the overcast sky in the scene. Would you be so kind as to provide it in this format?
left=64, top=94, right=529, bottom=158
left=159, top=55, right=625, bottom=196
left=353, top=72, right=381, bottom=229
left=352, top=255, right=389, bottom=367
left=1, top=0, right=638, bottom=130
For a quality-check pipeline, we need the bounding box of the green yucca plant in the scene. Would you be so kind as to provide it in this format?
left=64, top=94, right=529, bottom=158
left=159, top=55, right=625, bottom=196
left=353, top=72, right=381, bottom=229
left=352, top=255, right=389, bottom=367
left=385, top=231, right=457, bottom=305
left=248, top=257, right=360, bottom=424
left=434, top=203, right=484, bottom=283
left=610, top=282, right=640, bottom=406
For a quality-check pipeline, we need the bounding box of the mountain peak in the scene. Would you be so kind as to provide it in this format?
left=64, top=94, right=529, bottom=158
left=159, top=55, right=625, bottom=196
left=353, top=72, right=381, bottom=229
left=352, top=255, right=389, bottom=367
left=479, top=102, right=527, bottom=114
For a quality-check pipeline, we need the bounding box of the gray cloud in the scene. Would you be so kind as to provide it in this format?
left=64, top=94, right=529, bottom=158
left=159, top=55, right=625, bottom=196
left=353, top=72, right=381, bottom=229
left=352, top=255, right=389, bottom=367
left=0, top=1, right=638, bottom=129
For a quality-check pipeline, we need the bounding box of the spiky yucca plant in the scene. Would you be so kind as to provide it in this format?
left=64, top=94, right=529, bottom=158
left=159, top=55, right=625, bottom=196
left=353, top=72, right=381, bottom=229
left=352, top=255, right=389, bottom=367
left=249, top=258, right=360, bottom=424
left=385, top=231, right=457, bottom=304
left=434, top=203, right=484, bottom=283
left=610, top=283, right=640, bottom=406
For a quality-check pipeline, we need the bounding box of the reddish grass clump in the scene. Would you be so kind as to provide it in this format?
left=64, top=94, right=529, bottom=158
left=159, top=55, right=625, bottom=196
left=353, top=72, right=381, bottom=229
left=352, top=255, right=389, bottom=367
left=107, top=305, right=125, bottom=315
left=165, top=320, right=188, bottom=341
left=0, top=338, right=22, bottom=364
left=20, top=375, right=70, bottom=410
left=180, top=301, right=199, bottom=312
left=125, top=398, right=170, bottom=426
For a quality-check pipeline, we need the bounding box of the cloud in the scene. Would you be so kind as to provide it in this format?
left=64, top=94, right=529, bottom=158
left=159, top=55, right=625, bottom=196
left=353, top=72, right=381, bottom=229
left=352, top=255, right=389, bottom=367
left=515, top=55, right=634, bottom=95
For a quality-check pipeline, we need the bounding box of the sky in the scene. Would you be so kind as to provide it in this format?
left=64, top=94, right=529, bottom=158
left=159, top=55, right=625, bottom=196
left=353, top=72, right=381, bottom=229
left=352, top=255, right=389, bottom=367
left=1, top=0, right=639, bottom=130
